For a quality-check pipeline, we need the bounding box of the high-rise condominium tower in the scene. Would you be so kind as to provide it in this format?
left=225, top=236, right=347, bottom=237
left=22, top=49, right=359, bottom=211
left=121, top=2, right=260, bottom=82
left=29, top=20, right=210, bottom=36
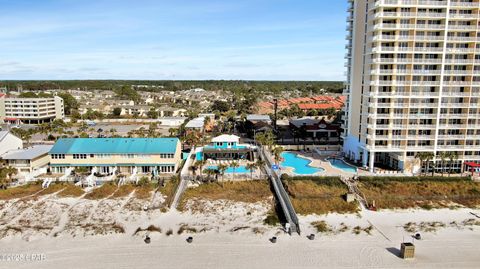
left=343, top=0, right=480, bottom=174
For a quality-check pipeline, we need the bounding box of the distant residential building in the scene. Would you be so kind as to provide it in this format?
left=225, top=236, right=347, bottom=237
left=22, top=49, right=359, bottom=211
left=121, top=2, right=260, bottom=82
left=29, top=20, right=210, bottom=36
left=104, top=100, right=135, bottom=107
left=257, top=95, right=345, bottom=114
left=78, top=104, right=112, bottom=115
left=0, top=131, right=23, bottom=156
left=185, top=117, right=205, bottom=132
left=158, top=117, right=187, bottom=127
left=0, top=94, right=64, bottom=124
left=120, top=105, right=151, bottom=117
left=49, top=138, right=182, bottom=175
left=1, top=145, right=52, bottom=175
left=198, top=113, right=215, bottom=119
left=157, top=106, right=187, bottom=117
left=246, top=114, right=272, bottom=124
left=289, top=118, right=340, bottom=142
left=245, top=114, right=273, bottom=136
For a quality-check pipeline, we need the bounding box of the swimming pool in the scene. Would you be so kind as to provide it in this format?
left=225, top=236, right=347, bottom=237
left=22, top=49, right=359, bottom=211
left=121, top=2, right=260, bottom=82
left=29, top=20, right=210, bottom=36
left=206, top=165, right=251, bottom=174
left=327, top=158, right=357, bottom=173
left=280, top=152, right=324, bottom=175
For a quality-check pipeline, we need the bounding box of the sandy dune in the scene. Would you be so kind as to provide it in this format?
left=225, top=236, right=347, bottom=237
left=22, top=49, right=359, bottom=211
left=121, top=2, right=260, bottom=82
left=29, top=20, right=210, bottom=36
left=0, top=192, right=479, bottom=269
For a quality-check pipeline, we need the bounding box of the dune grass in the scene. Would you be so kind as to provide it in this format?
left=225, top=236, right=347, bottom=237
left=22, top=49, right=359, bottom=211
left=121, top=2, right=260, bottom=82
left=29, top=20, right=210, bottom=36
left=84, top=183, right=118, bottom=200
left=38, top=182, right=68, bottom=196
left=134, top=184, right=155, bottom=200
left=160, top=178, right=179, bottom=206
left=263, top=210, right=280, bottom=226
left=133, top=225, right=162, bottom=235
left=0, top=183, right=43, bottom=200
left=57, top=184, right=85, bottom=198
left=311, top=220, right=332, bottom=233
left=284, top=178, right=359, bottom=215
left=179, top=181, right=272, bottom=210
left=359, top=178, right=480, bottom=209
left=112, top=184, right=136, bottom=198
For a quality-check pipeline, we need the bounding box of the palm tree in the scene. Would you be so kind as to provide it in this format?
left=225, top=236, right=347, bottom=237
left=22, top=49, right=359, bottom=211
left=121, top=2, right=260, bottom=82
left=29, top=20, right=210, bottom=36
left=256, top=159, right=265, bottom=169
left=230, top=161, right=239, bottom=180
left=255, top=132, right=265, bottom=146
left=438, top=151, right=449, bottom=176
left=196, top=160, right=207, bottom=177
left=246, top=163, right=257, bottom=180
left=0, top=166, right=17, bottom=189
left=264, top=130, right=276, bottom=150
left=415, top=152, right=427, bottom=176
left=448, top=152, right=458, bottom=177
left=183, top=131, right=200, bottom=148
left=21, top=130, right=33, bottom=148
left=217, top=164, right=228, bottom=181
left=424, top=152, right=435, bottom=176
left=168, top=128, right=178, bottom=137
left=109, top=128, right=117, bottom=137
left=203, top=116, right=210, bottom=134
left=205, top=168, right=218, bottom=181
left=188, top=164, right=198, bottom=177
left=272, top=146, right=284, bottom=165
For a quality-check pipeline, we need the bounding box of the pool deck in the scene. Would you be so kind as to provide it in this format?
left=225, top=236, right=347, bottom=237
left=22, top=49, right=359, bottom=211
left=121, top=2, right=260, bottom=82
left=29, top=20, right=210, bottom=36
left=281, top=151, right=370, bottom=177
left=202, top=159, right=264, bottom=181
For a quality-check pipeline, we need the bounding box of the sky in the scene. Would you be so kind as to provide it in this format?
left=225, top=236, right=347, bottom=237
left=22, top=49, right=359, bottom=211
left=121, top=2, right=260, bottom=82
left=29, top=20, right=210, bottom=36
left=0, top=0, right=348, bottom=81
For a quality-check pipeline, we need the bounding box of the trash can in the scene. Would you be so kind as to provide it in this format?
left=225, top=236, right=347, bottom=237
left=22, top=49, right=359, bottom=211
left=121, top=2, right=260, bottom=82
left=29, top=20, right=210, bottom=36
left=345, top=192, right=355, bottom=203
left=400, top=243, right=415, bottom=259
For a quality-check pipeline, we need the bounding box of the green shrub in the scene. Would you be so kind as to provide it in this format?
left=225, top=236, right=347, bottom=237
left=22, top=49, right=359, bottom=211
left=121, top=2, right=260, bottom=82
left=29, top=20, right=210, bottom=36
left=311, top=221, right=331, bottom=233
left=136, top=176, right=150, bottom=187
left=281, top=174, right=344, bottom=187
left=359, top=176, right=471, bottom=185
left=263, top=211, right=280, bottom=226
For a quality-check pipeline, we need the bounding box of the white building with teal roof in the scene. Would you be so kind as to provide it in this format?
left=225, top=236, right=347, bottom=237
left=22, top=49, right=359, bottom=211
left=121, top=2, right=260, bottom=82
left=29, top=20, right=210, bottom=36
left=49, top=138, right=182, bottom=179
left=197, top=134, right=256, bottom=162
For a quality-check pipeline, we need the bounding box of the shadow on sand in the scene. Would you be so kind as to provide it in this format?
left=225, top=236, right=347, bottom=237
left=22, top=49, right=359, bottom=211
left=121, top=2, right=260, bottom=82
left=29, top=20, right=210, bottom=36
left=386, top=247, right=401, bottom=259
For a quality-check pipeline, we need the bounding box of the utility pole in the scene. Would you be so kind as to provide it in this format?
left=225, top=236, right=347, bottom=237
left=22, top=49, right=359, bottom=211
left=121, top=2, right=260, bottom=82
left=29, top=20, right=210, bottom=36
left=273, top=98, right=278, bottom=132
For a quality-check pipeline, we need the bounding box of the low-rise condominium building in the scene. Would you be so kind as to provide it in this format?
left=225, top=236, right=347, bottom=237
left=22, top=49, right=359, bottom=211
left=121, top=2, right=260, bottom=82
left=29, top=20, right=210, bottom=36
left=48, top=138, right=182, bottom=175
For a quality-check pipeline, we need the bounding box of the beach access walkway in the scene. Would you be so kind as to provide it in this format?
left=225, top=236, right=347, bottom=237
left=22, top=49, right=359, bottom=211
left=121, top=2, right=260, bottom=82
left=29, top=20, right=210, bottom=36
left=259, top=145, right=300, bottom=235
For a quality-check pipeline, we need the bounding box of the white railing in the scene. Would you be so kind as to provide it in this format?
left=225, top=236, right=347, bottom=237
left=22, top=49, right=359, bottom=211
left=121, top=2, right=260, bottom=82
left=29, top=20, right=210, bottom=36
left=450, top=1, right=478, bottom=7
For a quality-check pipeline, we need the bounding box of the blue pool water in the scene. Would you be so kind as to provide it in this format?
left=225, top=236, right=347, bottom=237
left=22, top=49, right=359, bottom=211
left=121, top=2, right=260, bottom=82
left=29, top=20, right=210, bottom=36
left=327, top=158, right=357, bottom=173
left=206, top=165, right=251, bottom=174
left=280, top=152, right=324, bottom=175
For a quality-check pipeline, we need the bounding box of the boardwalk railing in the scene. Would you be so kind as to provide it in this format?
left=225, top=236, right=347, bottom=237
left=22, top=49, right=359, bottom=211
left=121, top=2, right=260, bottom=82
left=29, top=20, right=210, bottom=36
left=259, top=145, right=301, bottom=235
left=170, top=146, right=196, bottom=209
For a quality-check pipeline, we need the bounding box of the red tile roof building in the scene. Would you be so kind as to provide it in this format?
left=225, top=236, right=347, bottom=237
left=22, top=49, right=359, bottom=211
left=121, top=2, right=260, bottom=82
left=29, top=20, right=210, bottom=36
left=257, top=95, right=346, bottom=114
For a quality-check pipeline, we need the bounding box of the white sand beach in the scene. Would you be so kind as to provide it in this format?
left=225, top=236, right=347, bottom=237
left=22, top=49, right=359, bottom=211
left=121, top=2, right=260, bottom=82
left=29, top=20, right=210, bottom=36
left=0, top=191, right=479, bottom=269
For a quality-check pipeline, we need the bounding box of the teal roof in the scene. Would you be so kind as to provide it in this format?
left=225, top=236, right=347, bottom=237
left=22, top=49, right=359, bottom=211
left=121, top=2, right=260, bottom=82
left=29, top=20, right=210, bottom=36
left=50, top=138, right=179, bottom=154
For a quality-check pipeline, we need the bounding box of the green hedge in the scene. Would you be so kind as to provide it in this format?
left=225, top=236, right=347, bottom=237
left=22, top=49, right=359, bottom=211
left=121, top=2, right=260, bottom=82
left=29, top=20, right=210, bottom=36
left=359, top=176, right=471, bottom=184
left=280, top=174, right=344, bottom=187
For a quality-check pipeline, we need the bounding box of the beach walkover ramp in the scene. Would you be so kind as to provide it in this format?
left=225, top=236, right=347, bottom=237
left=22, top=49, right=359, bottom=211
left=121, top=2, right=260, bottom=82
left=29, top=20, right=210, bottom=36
left=259, top=146, right=300, bottom=235
left=170, top=147, right=197, bottom=209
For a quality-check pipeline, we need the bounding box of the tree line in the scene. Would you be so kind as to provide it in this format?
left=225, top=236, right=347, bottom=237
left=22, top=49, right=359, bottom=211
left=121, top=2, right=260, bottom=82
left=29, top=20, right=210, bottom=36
left=0, top=80, right=344, bottom=94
